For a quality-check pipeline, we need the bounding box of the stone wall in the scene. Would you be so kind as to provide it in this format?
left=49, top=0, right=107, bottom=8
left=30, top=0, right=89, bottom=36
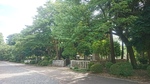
left=52, top=60, right=66, bottom=67
left=70, top=60, right=90, bottom=69
left=24, top=60, right=31, bottom=63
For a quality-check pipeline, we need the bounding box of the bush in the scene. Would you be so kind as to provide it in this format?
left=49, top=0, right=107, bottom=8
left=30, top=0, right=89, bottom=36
left=88, top=62, right=94, bottom=70
left=105, top=62, right=113, bottom=71
left=74, top=66, right=79, bottom=70
left=30, top=60, right=37, bottom=64
left=9, top=59, right=16, bottom=62
left=137, top=64, right=148, bottom=70
left=110, top=62, right=133, bottom=76
left=147, top=65, right=150, bottom=77
left=138, top=57, right=148, bottom=64
left=38, top=60, right=49, bottom=66
left=90, top=63, right=103, bottom=73
left=49, top=59, right=53, bottom=65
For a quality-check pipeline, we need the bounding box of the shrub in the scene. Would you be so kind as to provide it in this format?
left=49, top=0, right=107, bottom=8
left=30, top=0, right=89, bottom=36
left=138, top=57, right=148, bottom=64
left=105, top=62, right=113, bottom=71
left=74, top=66, right=79, bottom=70
left=137, top=64, right=148, bottom=70
left=88, top=62, right=94, bottom=70
left=49, top=59, right=53, bottom=65
left=30, top=60, right=37, bottom=64
left=38, top=60, right=49, bottom=66
left=9, top=58, right=16, bottom=62
left=110, top=62, right=133, bottom=76
left=90, top=63, right=103, bottom=73
left=147, top=65, right=150, bottom=76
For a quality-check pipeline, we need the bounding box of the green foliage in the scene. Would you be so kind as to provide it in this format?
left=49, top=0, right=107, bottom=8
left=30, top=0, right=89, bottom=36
left=92, top=39, right=110, bottom=57
left=110, top=62, right=133, bottom=76
left=0, top=33, right=4, bottom=45
left=88, top=62, right=94, bottom=70
left=138, top=57, right=148, bottom=64
left=9, top=58, right=16, bottom=62
left=62, top=45, right=76, bottom=58
left=105, top=62, right=113, bottom=71
left=77, top=41, right=92, bottom=56
left=0, top=37, right=6, bottom=61
left=109, top=0, right=138, bottom=68
left=52, top=0, right=94, bottom=58
left=1, top=0, right=149, bottom=70
left=147, top=66, right=150, bottom=77
left=92, top=39, right=121, bottom=58
left=137, top=64, right=148, bottom=70
left=131, top=6, right=150, bottom=52
left=90, top=63, right=103, bottom=73
left=0, top=45, right=13, bottom=61
left=6, top=33, right=21, bottom=45
left=38, top=60, right=49, bottom=66
left=74, top=66, right=79, bottom=70
left=114, top=41, right=121, bottom=57
left=30, top=60, right=37, bottom=64
left=49, top=59, right=53, bottom=65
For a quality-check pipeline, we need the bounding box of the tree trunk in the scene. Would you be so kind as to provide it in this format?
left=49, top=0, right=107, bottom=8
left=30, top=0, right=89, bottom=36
left=126, top=46, right=137, bottom=68
left=58, top=47, right=63, bottom=60
left=127, top=52, right=129, bottom=62
left=46, top=47, right=51, bottom=57
left=55, top=40, right=60, bottom=60
left=109, top=29, right=116, bottom=63
left=95, top=53, right=100, bottom=61
left=119, top=33, right=137, bottom=68
left=121, top=41, right=124, bottom=59
left=56, top=46, right=59, bottom=60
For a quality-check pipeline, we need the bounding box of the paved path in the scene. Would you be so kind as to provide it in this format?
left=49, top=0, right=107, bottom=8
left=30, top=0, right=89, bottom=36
left=0, top=61, right=143, bottom=84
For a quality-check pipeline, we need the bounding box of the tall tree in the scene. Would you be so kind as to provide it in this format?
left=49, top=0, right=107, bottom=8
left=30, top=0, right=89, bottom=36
left=6, top=33, right=21, bottom=45
left=0, top=33, right=4, bottom=45
left=52, top=0, right=94, bottom=59
left=107, top=0, right=139, bottom=68
left=131, top=0, right=150, bottom=64
left=89, top=0, right=117, bottom=63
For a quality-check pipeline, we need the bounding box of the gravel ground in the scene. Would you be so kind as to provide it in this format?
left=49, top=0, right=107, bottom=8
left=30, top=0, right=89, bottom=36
left=0, top=61, right=146, bottom=84
left=0, top=61, right=59, bottom=84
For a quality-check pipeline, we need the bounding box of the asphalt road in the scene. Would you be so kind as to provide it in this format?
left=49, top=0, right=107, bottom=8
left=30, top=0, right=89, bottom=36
left=0, top=61, right=141, bottom=84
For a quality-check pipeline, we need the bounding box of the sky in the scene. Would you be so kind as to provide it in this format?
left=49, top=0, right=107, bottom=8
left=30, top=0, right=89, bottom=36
left=0, top=0, right=47, bottom=40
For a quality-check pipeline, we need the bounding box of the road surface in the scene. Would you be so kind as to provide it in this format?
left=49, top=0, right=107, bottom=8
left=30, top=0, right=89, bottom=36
left=0, top=61, right=142, bottom=84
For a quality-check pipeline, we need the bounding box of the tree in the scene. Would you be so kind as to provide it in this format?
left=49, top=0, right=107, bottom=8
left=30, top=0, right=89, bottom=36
left=15, top=1, right=57, bottom=60
left=0, top=33, right=4, bottom=45
left=92, top=39, right=110, bottom=60
left=0, top=33, right=12, bottom=61
left=52, top=0, right=93, bottom=59
left=4, top=0, right=149, bottom=68
left=131, top=1, right=150, bottom=64
left=88, top=0, right=118, bottom=63
left=109, top=0, right=138, bottom=68
left=6, top=33, right=21, bottom=45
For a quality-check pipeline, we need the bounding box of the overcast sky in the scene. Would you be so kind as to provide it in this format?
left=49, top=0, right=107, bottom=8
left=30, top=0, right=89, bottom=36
left=0, top=0, right=47, bottom=40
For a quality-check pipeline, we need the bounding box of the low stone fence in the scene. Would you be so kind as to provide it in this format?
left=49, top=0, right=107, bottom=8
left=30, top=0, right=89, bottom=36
left=70, top=60, right=90, bottom=69
left=24, top=60, right=31, bottom=63
left=52, top=60, right=66, bottom=67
